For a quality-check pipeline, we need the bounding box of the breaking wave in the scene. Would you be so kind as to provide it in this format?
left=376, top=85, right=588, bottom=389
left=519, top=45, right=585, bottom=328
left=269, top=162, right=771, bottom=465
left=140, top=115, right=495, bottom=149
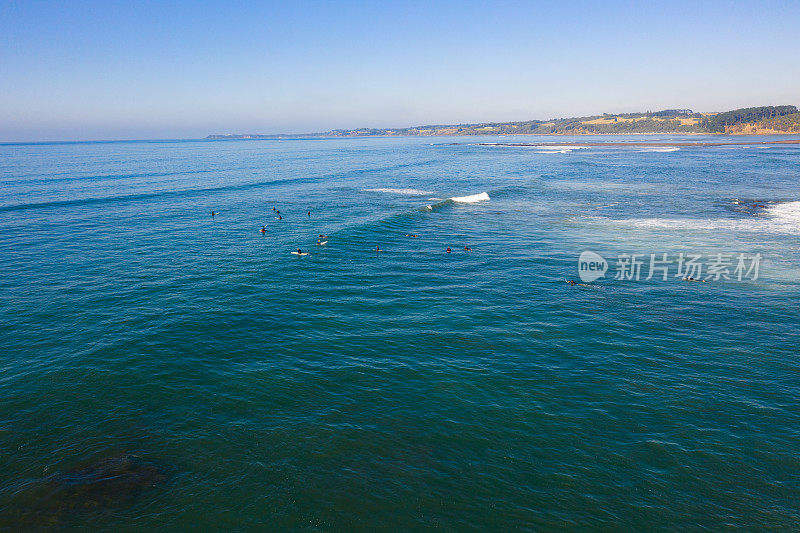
left=424, top=191, right=490, bottom=211
left=451, top=192, right=490, bottom=203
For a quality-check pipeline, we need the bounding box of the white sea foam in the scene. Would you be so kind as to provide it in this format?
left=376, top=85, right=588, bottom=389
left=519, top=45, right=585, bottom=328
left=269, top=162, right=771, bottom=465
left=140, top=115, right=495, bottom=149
left=578, top=201, right=800, bottom=235
left=538, top=145, right=589, bottom=150
left=637, top=147, right=680, bottom=153
left=623, top=218, right=743, bottom=231
left=768, top=200, right=800, bottom=226
left=363, top=188, right=433, bottom=196
left=450, top=192, right=490, bottom=203
left=480, top=143, right=588, bottom=154
left=533, top=145, right=590, bottom=154
left=546, top=180, right=659, bottom=193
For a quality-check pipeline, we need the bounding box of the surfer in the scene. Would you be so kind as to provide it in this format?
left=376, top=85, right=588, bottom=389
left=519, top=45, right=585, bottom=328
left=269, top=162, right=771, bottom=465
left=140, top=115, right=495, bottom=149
left=297, top=248, right=302, bottom=254
left=683, top=277, right=706, bottom=282
left=464, top=246, right=472, bottom=251
left=446, top=247, right=451, bottom=253
left=565, top=279, right=591, bottom=287
left=405, top=234, right=418, bottom=238
left=260, top=226, right=266, bottom=233
left=278, top=215, right=282, bottom=220
left=211, top=211, right=216, bottom=217
left=376, top=246, right=381, bottom=252
left=308, top=211, right=311, bottom=217
left=273, top=207, right=276, bottom=212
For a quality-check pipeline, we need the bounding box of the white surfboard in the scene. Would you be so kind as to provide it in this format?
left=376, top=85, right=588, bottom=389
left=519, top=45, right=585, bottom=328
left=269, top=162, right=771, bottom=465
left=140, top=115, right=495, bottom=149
left=290, top=251, right=309, bottom=256
left=316, top=241, right=328, bottom=245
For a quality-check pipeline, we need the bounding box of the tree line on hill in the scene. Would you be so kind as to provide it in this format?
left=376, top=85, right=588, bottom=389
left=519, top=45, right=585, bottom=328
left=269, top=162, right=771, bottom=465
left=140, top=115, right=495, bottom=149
left=701, top=106, right=798, bottom=133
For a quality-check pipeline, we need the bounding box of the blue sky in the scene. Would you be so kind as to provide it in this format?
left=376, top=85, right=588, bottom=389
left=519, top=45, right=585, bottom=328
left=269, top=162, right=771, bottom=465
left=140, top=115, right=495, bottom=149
left=1, top=0, right=799, bottom=141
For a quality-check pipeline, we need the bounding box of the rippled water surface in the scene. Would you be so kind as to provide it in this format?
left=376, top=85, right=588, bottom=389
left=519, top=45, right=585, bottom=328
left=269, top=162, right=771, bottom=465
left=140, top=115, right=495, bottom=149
left=1, top=136, right=799, bottom=529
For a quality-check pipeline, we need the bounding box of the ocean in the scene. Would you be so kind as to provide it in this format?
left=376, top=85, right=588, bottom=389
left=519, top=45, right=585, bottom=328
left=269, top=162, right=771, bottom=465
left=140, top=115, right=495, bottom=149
left=1, top=135, right=799, bottom=529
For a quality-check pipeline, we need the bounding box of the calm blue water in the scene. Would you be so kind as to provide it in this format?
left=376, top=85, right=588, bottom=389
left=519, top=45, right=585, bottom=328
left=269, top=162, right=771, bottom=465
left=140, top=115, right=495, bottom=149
left=1, top=136, right=799, bottom=529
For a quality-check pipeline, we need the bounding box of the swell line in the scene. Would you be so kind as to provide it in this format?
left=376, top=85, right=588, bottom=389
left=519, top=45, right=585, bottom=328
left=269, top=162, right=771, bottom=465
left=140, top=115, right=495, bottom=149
left=0, top=176, right=320, bottom=213
left=0, top=159, right=443, bottom=214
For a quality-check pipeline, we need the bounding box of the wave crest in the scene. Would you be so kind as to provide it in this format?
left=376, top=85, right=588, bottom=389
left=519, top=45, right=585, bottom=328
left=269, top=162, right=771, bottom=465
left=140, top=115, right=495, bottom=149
left=424, top=191, right=490, bottom=212
left=451, top=192, right=490, bottom=203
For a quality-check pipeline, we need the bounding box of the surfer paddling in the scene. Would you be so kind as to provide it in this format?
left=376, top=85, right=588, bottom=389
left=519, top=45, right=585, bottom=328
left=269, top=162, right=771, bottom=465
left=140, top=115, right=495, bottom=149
left=566, top=279, right=591, bottom=287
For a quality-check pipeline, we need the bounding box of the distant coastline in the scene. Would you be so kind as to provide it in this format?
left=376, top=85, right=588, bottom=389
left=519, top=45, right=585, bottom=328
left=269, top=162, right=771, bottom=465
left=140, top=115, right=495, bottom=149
left=208, top=105, right=800, bottom=140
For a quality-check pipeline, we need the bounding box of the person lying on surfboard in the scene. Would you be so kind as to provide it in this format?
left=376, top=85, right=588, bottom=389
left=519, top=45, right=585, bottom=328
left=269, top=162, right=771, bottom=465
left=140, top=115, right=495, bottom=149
left=566, top=279, right=591, bottom=287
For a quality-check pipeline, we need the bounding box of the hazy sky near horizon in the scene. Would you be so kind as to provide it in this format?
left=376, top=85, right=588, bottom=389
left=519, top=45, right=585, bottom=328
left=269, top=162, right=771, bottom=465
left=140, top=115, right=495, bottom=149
left=1, top=0, right=799, bottom=141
